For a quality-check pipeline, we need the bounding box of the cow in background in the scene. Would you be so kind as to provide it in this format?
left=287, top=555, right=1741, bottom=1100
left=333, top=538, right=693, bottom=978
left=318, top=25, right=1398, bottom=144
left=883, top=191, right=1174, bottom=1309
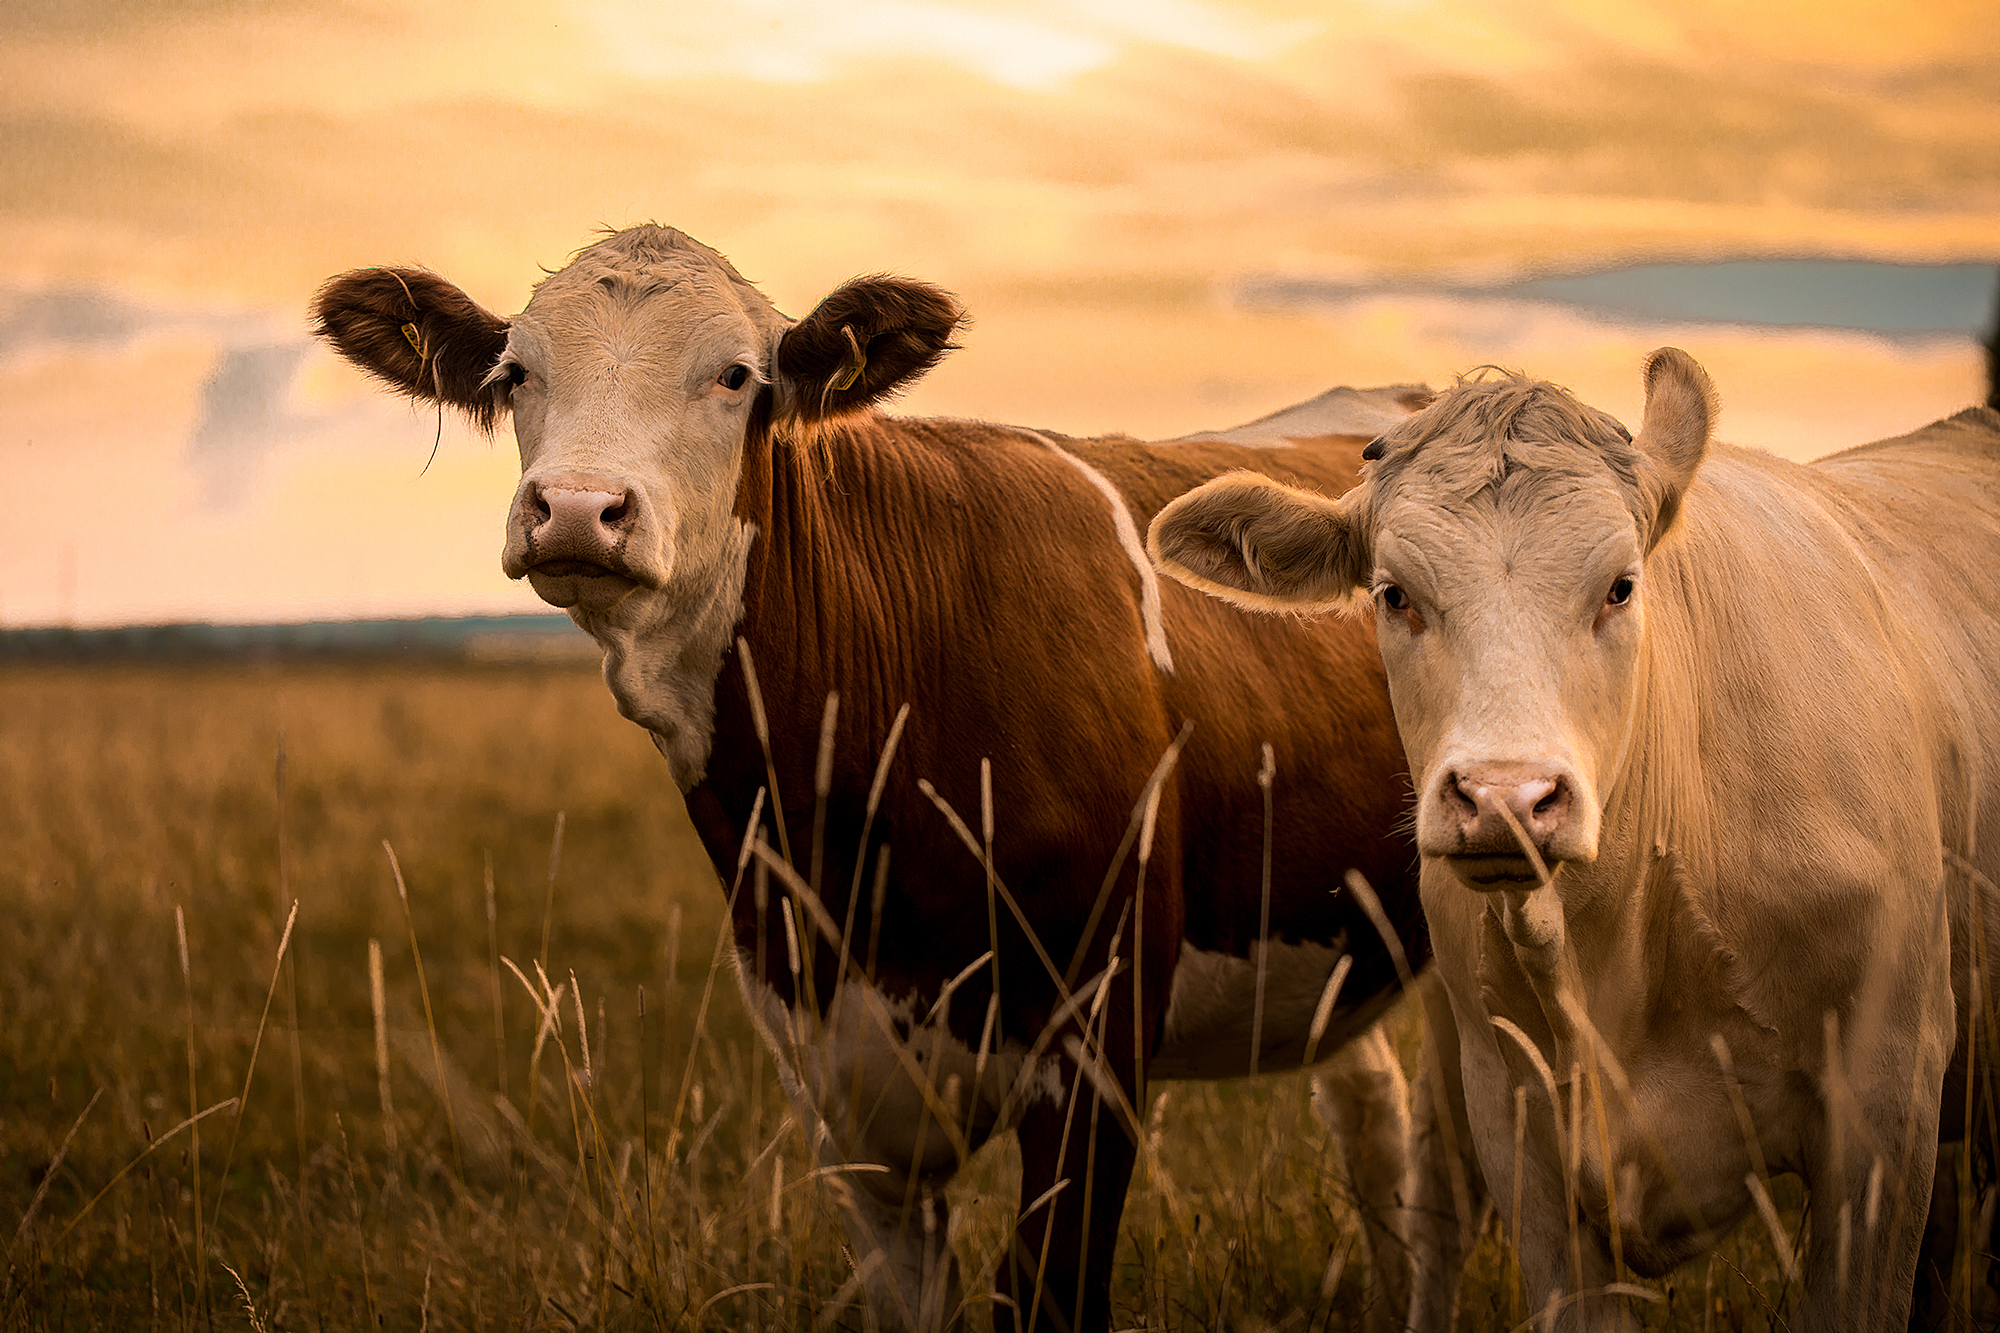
left=1153, top=346, right=2000, bottom=1328
left=315, top=225, right=1452, bottom=1332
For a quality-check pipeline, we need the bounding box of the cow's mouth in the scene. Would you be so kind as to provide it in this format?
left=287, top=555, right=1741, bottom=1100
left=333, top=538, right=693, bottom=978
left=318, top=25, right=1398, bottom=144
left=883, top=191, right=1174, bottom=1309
left=524, top=559, right=641, bottom=609
left=532, top=559, right=627, bottom=579
left=1443, top=853, right=1548, bottom=891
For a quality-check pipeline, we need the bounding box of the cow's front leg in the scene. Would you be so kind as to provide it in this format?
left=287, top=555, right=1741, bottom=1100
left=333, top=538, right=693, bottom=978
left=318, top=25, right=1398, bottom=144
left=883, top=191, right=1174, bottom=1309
left=995, top=1035, right=1139, bottom=1333
left=1796, top=891, right=1954, bottom=1332
left=1400, top=970, right=1488, bottom=1331
left=1312, top=1023, right=1415, bottom=1331
left=741, top=963, right=990, bottom=1332
left=1798, top=1101, right=1940, bottom=1332
left=1798, top=1001, right=1951, bottom=1327
left=821, top=1137, right=964, bottom=1333
left=1438, top=979, right=1625, bottom=1331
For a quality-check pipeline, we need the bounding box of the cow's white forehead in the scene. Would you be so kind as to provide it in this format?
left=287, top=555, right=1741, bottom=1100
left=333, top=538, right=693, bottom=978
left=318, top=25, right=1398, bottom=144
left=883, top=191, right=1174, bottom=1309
left=530, top=225, right=779, bottom=311
left=517, top=225, right=789, bottom=356
left=1364, top=375, right=1655, bottom=553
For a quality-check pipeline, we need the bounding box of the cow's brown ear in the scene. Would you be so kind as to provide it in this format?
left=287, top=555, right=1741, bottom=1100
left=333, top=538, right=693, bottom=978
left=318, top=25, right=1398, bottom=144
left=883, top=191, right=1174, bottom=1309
left=312, top=268, right=512, bottom=430
left=1633, top=347, right=1715, bottom=549
left=1148, top=472, right=1369, bottom=615
left=775, top=276, right=964, bottom=423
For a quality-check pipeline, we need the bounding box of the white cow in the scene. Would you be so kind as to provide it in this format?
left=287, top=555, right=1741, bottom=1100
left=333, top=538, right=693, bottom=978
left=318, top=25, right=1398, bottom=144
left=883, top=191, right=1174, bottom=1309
left=1152, top=348, right=2000, bottom=1328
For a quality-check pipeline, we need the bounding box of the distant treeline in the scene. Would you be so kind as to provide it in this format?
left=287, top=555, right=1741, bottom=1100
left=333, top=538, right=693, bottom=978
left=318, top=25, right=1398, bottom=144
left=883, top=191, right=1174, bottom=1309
left=0, top=615, right=599, bottom=664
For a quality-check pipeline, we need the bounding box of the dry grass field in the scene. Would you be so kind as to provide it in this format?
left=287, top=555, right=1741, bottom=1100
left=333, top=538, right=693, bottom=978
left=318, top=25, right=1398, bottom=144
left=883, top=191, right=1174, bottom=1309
left=0, top=661, right=1881, bottom=1331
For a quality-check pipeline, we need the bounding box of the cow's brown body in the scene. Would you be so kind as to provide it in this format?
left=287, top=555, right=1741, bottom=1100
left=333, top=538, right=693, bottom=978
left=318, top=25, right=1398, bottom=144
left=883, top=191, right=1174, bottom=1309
left=313, top=226, right=1431, bottom=1332
left=707, top=415, right=1422, bottom=1040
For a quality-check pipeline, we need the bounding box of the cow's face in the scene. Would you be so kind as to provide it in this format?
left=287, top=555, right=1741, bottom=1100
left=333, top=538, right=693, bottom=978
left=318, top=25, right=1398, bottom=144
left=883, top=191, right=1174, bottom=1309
left=312, top=226, right=961, bottom=784
left=485, top=238, right=779, bottom=611
left=1152, top=349, right=1713, bottom=893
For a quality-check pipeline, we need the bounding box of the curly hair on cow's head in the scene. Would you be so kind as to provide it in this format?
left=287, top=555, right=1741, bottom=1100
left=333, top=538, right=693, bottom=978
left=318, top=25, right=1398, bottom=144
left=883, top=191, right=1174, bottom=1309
left=1363, top=367, right=1644, bottom=507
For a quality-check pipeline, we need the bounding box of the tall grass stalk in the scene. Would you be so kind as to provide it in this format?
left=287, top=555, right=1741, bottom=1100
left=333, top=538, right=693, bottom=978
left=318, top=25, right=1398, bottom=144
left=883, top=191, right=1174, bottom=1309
left=209, top=898, right=298, bottom=1234
left=384, top=839, right=463, bottom=1178
left=368, top=938, right=398, bottom=1160
left=538, top=809, right=565, bottom=970
left=9, top=1089, right=102, bottom=1248
left=174, top=903, right=210, bottom=1329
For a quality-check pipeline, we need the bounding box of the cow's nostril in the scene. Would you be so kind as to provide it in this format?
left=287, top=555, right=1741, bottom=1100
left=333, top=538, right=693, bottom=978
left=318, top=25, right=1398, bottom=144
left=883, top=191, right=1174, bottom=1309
left=533, top=492, right=553, bottom=523
left=1534, top=786, right=1562, bottom=817
left=1444, top=774, right=1479, bottom=818
left=602, top=497, right=628, bottom=525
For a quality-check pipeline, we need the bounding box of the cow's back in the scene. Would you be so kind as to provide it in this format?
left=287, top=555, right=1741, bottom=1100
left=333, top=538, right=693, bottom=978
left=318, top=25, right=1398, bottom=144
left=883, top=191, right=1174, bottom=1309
left=1814, top=405, right=2000, bottom=937
left=1063, top=432, right=1421, bottom=1073
left=1635, top=408, right=2000, bottom=1054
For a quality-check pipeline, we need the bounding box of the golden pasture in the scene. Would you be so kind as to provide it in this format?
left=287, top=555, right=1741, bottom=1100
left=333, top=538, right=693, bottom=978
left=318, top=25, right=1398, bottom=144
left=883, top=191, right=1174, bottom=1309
left=0, top=661, right=1879, bottom=1329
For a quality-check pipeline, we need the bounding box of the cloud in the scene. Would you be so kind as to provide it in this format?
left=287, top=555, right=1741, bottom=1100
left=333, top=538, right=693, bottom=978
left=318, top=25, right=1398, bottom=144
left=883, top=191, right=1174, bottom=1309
left=1240, top=260, right=2000, bottom=338
left=0, top=287, right=152, bottom=359
left=185, top=340, right=319, bottom=509
left=0, top=282, right=336, bottom=511
left=0, top=284, right=281, bottom=362
left=585, top=0, right=1316, bottom=90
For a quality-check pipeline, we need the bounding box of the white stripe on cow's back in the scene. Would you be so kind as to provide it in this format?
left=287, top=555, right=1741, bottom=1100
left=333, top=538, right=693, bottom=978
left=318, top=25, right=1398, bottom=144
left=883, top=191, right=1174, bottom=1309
left=1019, top=428, right=1175, bottom=675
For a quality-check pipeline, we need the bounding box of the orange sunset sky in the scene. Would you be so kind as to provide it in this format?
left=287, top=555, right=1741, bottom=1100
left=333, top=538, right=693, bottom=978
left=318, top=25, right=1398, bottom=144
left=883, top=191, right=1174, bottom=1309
left=4, top=0, right=1997, bottom=626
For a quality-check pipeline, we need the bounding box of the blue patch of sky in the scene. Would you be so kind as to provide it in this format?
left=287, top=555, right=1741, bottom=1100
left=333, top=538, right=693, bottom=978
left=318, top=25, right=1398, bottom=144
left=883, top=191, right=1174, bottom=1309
left=1247, top=260, right=2000, bottom=336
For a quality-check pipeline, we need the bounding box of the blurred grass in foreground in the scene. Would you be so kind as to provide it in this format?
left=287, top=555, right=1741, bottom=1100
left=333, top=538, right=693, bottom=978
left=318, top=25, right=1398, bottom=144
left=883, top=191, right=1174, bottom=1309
left=0, top=663, right=1819, bottom=1330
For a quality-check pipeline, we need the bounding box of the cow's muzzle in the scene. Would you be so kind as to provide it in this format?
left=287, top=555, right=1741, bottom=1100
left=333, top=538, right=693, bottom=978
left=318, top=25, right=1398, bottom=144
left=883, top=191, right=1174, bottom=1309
left=1425, top=762, right=1591, bottom=889
left=503, top=471, right=655, bottom=609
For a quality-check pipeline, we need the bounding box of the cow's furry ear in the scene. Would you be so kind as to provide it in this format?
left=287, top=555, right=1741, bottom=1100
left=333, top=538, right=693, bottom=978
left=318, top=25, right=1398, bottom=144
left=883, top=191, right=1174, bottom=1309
left=1149, top=472, right=1369, bottom=615
left=1633, top=347, right=1715, bottom=549
left=775, top=276, right=964, bottom=423
left=312, top=268, right=512, bottom=429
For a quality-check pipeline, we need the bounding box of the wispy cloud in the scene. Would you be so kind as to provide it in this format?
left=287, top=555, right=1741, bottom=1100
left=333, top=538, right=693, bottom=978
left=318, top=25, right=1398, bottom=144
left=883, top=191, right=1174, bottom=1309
left=585, top=0, right=1316, bottom=89
left=0, top=284, right=337, bottom=511
left=0, top=285, right=279, bottom=362
left=185, top=340, right=320, bottom=510
left=1240, top=261, right=2000, bottom=338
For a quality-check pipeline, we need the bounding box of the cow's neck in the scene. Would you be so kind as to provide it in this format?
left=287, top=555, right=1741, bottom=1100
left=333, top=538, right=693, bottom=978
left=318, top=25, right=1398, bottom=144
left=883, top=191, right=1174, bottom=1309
left=671, top=409, right=969, bottom=870
left=1481, top=599, right=1716, bottom=1071
left=578, top=407, right=941, bottom=801
left=732, top=414, right=911, bottom=728
left=587, top=512, right=758, bottom=791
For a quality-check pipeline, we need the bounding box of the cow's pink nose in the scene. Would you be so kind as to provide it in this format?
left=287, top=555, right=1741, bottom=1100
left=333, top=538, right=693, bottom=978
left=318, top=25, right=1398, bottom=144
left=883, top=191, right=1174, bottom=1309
left=1442, top=766, right=1573, bottom=852
left=522, top=477, right=633, bottom=560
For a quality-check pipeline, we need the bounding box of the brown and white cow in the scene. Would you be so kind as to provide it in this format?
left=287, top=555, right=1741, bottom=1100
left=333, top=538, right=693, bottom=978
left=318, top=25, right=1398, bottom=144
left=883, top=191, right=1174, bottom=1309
left=1152, top=349, right=2000, bottom=1328
left=313, top=225, right=1448, bottom=1332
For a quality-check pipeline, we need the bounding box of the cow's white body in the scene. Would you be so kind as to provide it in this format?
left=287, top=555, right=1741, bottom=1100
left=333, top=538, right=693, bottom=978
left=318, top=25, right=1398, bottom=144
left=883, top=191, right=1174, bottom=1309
left=1153, top=351, right=2000, bottom=1328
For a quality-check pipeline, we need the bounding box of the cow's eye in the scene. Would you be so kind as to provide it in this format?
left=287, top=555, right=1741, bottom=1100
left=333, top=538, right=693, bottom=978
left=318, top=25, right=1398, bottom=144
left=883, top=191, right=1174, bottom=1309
left=506, top=363, right=527, bottom=387
left=1380, top=584, right=1409, bottom=612
left=721, top=365, right=751, bottom=391
left=1606, top=576, right=1635, bottom=606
